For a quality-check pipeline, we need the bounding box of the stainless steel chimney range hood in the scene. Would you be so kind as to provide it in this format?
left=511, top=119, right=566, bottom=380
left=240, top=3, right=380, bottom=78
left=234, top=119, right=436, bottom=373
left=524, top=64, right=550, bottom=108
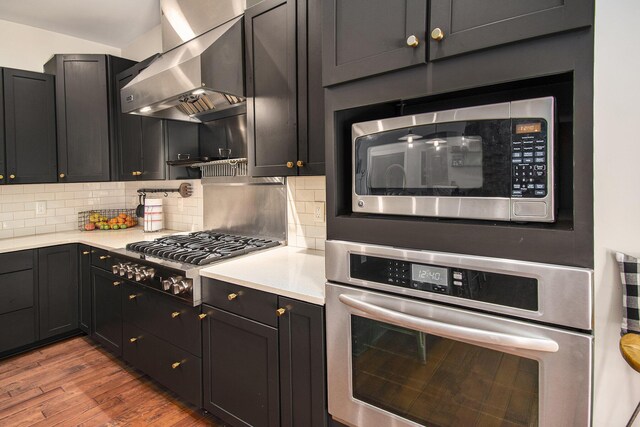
left=121, top=0, right=246, bottom=123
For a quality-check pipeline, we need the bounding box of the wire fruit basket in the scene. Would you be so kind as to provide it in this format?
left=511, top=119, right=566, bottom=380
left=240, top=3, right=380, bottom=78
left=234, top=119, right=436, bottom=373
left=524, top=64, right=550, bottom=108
left=78, top=209, right=139, bottom=231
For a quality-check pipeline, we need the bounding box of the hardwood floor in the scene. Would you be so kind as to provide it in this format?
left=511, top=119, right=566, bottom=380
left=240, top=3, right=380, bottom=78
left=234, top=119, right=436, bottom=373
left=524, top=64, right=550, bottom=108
left=0, top=336, right=220, bottom=426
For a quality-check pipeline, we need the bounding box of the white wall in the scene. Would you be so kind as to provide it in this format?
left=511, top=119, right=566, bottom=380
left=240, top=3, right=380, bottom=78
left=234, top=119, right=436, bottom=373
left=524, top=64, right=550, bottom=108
left=0, top=19, right=120, bottom=72
left=593, top=1, right=640, bottom=425
left=121, top=24, right=162, bottom=61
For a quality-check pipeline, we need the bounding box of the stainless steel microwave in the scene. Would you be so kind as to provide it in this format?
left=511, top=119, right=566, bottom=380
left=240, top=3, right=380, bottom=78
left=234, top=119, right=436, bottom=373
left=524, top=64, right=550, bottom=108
left=352, top=97, right=555, bottom=222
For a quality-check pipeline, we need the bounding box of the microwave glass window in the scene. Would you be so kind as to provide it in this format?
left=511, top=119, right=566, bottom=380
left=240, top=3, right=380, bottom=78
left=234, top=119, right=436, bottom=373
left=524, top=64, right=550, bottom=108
left=355, top=120, right=512, bottom=198
left=351, top=316, right=540, bottom=426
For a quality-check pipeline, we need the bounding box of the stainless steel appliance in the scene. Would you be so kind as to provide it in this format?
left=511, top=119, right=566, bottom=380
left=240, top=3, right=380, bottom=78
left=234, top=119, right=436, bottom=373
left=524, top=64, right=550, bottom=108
left=352, top=97, right=555, bottom=222
left=109, top=231, right=280, bottom=306
left=325, top=240, right=592, bottom=427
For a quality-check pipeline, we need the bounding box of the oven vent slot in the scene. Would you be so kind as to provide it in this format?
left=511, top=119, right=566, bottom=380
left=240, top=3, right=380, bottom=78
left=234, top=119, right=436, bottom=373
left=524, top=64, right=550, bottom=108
left=191, top=158, right=248, bottom=177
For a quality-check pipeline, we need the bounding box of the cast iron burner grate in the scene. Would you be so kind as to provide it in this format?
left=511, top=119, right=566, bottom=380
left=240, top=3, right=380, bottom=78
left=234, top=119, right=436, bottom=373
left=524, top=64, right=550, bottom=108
left=125, top=231, right=280, bottom=266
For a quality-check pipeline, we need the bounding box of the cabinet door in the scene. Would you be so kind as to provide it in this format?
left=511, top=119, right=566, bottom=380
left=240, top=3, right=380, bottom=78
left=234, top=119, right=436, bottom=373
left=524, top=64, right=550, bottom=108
left=91, top=267, right=122, bottom=356
left=203, top=305, right=280, bottom=427
left=51, top=55, right=111, bottom=182
left=429, top=0, right=593, bottom=60
left=78, top=245, right=92, bottom=334
left=38, top=245, right=79, bottom=339
left=322, top=0, right=427, bottom=86
left=116, top=70, right=142, bottom=181
left=246, top=0, right=298, bottom=177
left=3, top=68, right=57, bottom=184
left=140, top=117, right=166, bottom=180
left=278, top=297, right=327, bottom=427
left=167, top=120, right=199, bottom=180
left=0, top=69, right=4, bottom=185
left=297, top=0, right=325, bottom=175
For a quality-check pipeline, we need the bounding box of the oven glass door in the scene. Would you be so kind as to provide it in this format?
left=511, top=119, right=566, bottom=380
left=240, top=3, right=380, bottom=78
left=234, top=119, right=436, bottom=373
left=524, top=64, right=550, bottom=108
left=354, top=120, right=512, bottom=198
left=326, top=284, right=592, bottom=427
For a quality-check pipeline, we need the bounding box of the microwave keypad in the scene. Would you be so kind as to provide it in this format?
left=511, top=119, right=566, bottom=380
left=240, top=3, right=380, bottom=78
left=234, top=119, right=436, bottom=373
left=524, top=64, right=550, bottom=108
left=511, top=120, right=547, bottom=198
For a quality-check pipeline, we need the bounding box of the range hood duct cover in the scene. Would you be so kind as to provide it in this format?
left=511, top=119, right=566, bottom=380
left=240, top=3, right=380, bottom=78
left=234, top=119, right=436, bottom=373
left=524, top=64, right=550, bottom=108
left=121, top=16, right=245, bottom=123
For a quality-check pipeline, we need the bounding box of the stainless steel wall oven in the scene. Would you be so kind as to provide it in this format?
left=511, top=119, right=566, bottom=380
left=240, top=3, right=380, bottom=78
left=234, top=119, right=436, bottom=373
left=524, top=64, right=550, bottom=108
left=352, top=97, right=556, bottom=222
left=325, top=240, right=593, bottom=427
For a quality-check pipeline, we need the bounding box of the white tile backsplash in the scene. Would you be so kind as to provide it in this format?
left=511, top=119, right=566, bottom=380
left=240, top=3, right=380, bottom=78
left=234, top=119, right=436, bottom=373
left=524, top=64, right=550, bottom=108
left=287, top=176, right=326, bottom=251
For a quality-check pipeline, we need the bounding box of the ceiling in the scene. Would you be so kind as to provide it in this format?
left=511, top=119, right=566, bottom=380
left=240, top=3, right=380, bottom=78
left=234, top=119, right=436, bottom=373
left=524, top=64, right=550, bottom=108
left=0, top=0, right=161, bottom=48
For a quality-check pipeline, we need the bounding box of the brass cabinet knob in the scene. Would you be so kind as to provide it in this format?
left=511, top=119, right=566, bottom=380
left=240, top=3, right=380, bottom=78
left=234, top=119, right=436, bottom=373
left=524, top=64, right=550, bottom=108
left=171, top=362, right=181, bottom=369
left=406, top=34, right=419, bottom=47
left=276, top=308, right=286, bottom=317
left=82, top=251, right=90, bottom=255
left=431, top=28, right=445, bottom=41
left=99, top=255, right=110, bottom=260
left=296, top=160, right=305, bottom=167
left=171, top=311, right=181, bottom=318
left=0, top=175, right=3, bottom=180
left=129, top=337, right=138, bottom=343
left=113, top=281, right=122, bottom=286
left=286, top=161, right=294, bottom=169
left=128, top=294, right=137, bottom=300
left=9, top=174, right=15, bottom=179
left=198, top=313, right=207, bottom=320
left=59, top=173, right=65, bottom=178
left=227, top=293, right=238, bottom=301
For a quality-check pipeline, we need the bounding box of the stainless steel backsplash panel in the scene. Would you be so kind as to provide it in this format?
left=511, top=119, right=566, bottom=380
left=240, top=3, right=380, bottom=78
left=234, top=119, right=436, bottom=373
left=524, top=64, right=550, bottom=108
left=203, top=178, right=286, bottom=240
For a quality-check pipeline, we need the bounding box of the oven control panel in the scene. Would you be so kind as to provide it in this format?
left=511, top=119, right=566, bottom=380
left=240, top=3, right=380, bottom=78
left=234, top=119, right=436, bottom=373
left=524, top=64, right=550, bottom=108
left=511, top=118, right=548, bottom=198
left=350, top=254, right=538, bottom=311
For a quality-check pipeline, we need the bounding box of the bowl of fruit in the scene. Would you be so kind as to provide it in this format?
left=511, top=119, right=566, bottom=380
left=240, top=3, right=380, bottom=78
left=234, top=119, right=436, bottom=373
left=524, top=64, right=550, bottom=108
left=79, top=209, right=138, bottom=231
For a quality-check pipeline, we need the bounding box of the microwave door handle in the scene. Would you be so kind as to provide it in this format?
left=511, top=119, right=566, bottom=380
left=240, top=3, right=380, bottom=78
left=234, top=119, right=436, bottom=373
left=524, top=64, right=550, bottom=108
left=338, top=294, right=559, bottom=353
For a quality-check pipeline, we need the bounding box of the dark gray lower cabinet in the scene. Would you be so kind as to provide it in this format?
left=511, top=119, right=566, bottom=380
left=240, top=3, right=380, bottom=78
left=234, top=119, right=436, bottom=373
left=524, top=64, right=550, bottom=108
left=203, top=305, right=280, bottom=427
left=0, top=251, right=37, bottom=354
left=91, top=267, right=122, bottom=356
left=38, top=245, right=79, bottom=340
left=78, top=245, right=92, bottom=333
left=279, top=297, right=327, bottom=427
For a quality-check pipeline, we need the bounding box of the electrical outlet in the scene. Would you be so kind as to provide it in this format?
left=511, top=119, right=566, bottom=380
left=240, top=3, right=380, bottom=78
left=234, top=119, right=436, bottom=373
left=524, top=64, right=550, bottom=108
left=313, top=202, right=325, bottom=222
left=35, top=201, right=46, bottom=216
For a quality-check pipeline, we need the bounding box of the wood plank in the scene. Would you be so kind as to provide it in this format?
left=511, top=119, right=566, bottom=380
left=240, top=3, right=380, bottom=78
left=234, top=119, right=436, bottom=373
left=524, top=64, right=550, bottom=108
left=0, top=387, right=64, bottom=420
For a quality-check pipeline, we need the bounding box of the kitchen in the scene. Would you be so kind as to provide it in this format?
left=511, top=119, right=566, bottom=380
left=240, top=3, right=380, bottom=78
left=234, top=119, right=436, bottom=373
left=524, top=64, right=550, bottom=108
left=0, top=0, right=636, bottom=426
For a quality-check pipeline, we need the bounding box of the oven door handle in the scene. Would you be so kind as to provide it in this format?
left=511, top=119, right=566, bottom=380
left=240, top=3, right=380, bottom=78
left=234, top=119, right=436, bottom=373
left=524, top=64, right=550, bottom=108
left=338, top=294, right=559, bottom=353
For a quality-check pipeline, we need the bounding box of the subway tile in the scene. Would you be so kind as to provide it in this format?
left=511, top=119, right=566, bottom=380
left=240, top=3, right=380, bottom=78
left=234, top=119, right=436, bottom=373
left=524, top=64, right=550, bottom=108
left=295, top=189, right=315, bottom=202
left=297, top=213, right=316, bottom=226
left=65, top=199, right=87, bottom=208
left=6, top=194, right=35, bottom=203
left=315, top=239, right=326, bottom=251
left=24, top=202, right=36, bottom=211
left=46, top=216, right=66, bottom=225
left=55, top=192, right=75, bottom=200
left=2, top=203, right=25, bottom=212
left=1, top=186, right=24, bottom=195
left=34, top=192, right=55, bottom=201
left=13, top=211, right=35, bottom=220
left=0, top=229, right=14, bottom=239
left=56, top=207, right=75, bottom=216
left=0, top=213, right=13, bottom=221
left=44, top=184, right=62, bottom=192
left=65, top=183, right=85, bottom=192
left=47, top=200, right=66, bottom=209
left=22, top=184, right=45, bottom=194
left=55, top=223, right=76, bottom=232
left=35, top=225, right=56, bottom=234
left=305, top=225, right=326, bottom=238
left=83, top=183, right=101, bottom=190
left=14, top=227, right=35, bottom=237
left=25, top=218, right=46, bottom=227
left=314, top=190, right=326, bottom=202
left=304, top=176, right=325, bottom=190
left=4, top=219, right=25, bottom=229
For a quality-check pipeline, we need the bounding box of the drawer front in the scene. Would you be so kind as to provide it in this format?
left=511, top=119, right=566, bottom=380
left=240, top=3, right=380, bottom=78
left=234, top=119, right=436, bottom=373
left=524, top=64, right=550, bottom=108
left=123, top=322, right=202, bottom=407
left=91, top=248, right=112, bottom=271
left=202, top=278, right=279, bottom=327
left=0, top=308, right=36, bottom=353
left=0, top=250, right=33, bottom=274
left=122, top=282, right=202, bottom=356
left=0, top=269, right=34, bottom=315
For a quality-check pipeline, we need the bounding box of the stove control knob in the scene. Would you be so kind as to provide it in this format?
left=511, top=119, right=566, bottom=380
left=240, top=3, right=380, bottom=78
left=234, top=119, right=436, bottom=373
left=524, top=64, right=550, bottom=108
left=112, top=264, right=120, bottom=275
left=145, top=268, right=156, bottom=279
left=162, top=279, right=172, bottom=291
left=171, top=279, right=193, bottom=295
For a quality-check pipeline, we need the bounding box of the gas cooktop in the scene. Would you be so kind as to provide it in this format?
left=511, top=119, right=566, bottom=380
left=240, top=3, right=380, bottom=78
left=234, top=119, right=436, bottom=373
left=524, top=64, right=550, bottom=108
left=125, top=231, right=281, bottom=266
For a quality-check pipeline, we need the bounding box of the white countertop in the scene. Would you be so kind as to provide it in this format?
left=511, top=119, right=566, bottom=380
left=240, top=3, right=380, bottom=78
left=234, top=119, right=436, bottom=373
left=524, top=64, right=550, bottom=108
left=0, top=228, right=179, bottom=253
left=200, top=246, right=326, bottom=305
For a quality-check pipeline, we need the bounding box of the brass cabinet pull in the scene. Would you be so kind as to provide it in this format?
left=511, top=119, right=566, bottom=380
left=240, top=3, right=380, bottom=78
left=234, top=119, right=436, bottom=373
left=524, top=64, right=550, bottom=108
left=171, top=362, right=181, bottom=369
left=99, top=255, right=110, bottom=260
left=128, top=294, right=137, bottom=300
left=113, top=281, right=122, bottom=287
left=198, top=313, right=207, bottom=320
left=296, top=160, right=305, bottom=167
left=431, top=28, right=445, bottom=41
left=286, top=161, right=294, bottom=169
left=82, top=251, right=90, bottom=255
left=171, top=311, right=181, bottom=318
left=9, top=174, right=15, bottom=179
left=59, top=173, right=65, bottom=178
left=276, top=308, right=286, bottom=317
left=406, top=34, right=419, bottom=47
left=131, top=171, right=137, bottom=176
left=129, top=337, right=138, bottom=343
left=227, top=293, right=238, bottom=301
left=132, top=171, right=142, bottom=176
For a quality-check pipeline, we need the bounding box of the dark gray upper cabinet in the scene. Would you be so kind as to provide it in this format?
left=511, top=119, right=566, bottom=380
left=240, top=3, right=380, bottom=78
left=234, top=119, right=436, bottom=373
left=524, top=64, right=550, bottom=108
left=322, top=0, right=428, bottom=86
left=278, top=297, right=326, bottom=427
left=246, top=0, right=325, bottom=177
left=38, top=245, right=79, bottom=340
left=429, top=0, right=594, bottom=60
left=2, top=68, right=57, bottom=184
left=44, top=54, right=135, bottom=182
left=115, top=56, right=167, bottom=181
